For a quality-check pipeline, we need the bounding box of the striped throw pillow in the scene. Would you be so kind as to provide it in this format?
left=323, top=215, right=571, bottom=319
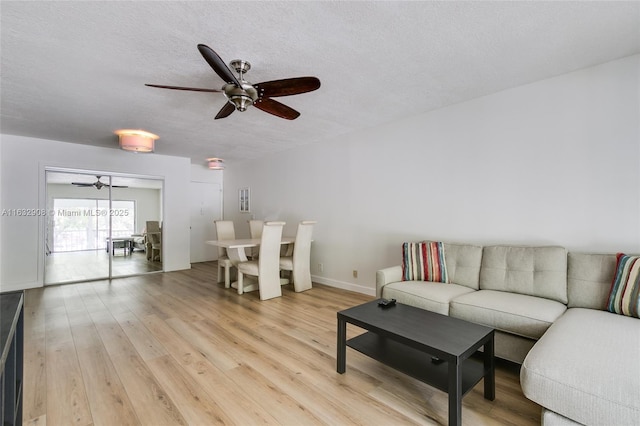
left=402, top=241, right=449, bottom=283
left=606, top=253, right=640, bottom=318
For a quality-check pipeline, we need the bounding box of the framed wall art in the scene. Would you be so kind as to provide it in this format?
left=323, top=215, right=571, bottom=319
left=239, top=187, right=250, bottom=212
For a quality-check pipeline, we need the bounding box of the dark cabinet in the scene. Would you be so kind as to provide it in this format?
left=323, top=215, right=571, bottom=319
left=1, top=291, right=24, bottom=426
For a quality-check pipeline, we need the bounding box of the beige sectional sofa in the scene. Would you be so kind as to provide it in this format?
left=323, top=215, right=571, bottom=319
left=376, top=243, right=640, bottom=426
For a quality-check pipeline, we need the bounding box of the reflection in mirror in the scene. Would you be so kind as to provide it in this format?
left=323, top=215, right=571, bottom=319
left=44, top=170, right=163, bottom=284
left=45, top=171, right=110, bottom=284
left=110, top=176, right=163, bottom=278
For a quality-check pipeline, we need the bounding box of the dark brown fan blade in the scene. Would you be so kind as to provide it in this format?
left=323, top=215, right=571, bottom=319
left=71, top=183, right=93, bottom=187
left=254, top=77, right=321, bottom=98
left=197, top=44, right=241, bottom=87
left=215, top=102, right=236, bottom=120
left=110, top=185, right=129, bottom=188
left=145, top=84, right=221, bottom=93
left=253, top=98, right=300, bottom=120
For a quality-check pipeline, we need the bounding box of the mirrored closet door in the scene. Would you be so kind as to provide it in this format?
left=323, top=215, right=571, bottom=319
left=44, top=170, right=163, bottom=285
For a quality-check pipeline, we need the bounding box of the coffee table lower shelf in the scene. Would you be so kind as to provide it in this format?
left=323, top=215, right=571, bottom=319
left=347, top=332, right=487, bottom=397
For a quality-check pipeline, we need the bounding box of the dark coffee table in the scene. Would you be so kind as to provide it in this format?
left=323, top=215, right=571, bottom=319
left=337, top=300, right=495, bottom=426
left=105, top=237, right=134, bottom=256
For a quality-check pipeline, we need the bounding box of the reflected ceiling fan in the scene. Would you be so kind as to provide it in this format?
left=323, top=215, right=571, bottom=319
left=146, top=44, right=321, bottom=120
left=71, top=176, right=128, bottom=190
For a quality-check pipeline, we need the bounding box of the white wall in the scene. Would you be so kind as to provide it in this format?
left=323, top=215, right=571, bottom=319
left=224, top=55, right=640, bottom=295
left=191, top=163, right=224, bottom=187
left=0, top=136, right=192, bottom=291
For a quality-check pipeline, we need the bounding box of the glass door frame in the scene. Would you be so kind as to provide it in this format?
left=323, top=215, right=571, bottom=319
left=43, top=167, right=164, bottom=285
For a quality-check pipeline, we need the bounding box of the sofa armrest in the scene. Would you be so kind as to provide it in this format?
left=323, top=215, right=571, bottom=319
left=376, top=265, right=403, bottom=298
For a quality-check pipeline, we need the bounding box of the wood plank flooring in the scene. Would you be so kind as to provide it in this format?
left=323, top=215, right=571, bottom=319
left=23, top=261, right=541, bottom=425
left=45, top=250, right=162, bottom=284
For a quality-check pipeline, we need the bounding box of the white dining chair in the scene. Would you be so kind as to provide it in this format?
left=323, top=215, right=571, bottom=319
left=145, top=220, right=161, bottom=261
left=236, top=221, right=285, bottom=300
left=248, top=219, right=264, bottom=259
left=148, top=230, right=162, bottom=262
left=214, top=220, right=236, bottom=288
left=279, top=220, right=316, bottom=293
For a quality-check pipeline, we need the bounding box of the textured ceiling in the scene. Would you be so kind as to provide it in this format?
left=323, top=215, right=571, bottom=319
left=1, top=1, right=639, bottom=166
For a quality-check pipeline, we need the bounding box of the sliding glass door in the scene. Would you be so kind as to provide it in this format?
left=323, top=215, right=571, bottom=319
left=45, top=172, right=109, bottom=283
left=110, top=175, right=163, bottom=278
left=44, top=170, right=163, bottom=285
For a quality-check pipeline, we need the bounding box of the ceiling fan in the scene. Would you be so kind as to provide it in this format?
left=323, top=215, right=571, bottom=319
left=71, top=176, right=128, bottom=190
left=146, top=44, right=321, bottom=120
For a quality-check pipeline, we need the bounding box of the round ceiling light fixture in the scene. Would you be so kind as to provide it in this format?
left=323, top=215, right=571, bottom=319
left=115, top=129, right=159, bottom=153
left=207, top=158, right=225, bottom=170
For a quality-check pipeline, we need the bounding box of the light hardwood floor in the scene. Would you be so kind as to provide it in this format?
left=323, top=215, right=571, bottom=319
left=23, top=261, right=541, bottom=425
left=45, top=250, right=162, bottom=284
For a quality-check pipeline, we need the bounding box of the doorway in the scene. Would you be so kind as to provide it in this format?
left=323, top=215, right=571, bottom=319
left=44, top=170, right=164, bottom=284
left=190, top=181, right=222, bottom=263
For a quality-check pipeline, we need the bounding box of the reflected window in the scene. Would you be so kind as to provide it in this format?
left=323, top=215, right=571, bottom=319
left=52, top=198, right=135, bottom=252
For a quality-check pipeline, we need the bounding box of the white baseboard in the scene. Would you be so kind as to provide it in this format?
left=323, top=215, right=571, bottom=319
left=311, top=275, right=376, bottom=296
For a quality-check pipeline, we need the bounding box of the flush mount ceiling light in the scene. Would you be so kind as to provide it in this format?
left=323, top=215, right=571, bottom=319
left=115, top=129, right=159, bottom=153
left=207, top=158, right=225, bottom=170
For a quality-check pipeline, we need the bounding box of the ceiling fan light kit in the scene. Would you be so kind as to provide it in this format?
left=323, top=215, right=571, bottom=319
left=115, top=129, right=159, bottom=153
left=146, top=44, right=321, bottom=120
left=207, top=158, right=225, bottom=170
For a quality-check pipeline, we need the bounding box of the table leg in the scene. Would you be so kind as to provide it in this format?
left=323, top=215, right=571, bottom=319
left=226, top=247, right=250, bottom=293
left=336, top=317, right=346, bottom=374
left=226, top=247, right=249, bottom=265
left=448, top=358, right=462, bottom=426
left=484, top=333, right=495, bottom=401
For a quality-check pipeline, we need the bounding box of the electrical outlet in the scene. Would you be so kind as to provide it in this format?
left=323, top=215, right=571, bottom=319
left=318, top=263, right=324, bottom=272
left=353, top=270, right=358, bottom=278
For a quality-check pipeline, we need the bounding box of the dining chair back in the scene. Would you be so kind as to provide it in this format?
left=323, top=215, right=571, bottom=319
left=248, top=219, right=264, bottom=259
left=146, top=221, right=161, bottom=233
left=214, top=220, right=236, bottom=288
left=148, top=231, right=162, bottom=262
left=279, top=220, right=316, bottom=292
left=145, top=221, right=161, bottom=261
left=237, top=221, right=285, bottom=300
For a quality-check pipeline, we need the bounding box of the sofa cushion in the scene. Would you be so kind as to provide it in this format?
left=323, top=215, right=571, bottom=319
left=480, top=245, right=568, bottom=304
left=402, top=241, right=448, bottom=282
left=606, top=253, right=640, bottom=318
left=381, top=281, right=475, bottom=316
left=567, top=252, right=617, bottom=309
left=541, top=409, right=583, bottom=426
left=521, top=308, right=640, bottom=426
left=440, top=242, right=483, bottom=290
left=450, top=290, right=566, bottom=340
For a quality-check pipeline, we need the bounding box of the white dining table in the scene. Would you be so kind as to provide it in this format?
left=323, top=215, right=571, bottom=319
left=206, top=237, right=295, bottom=266
left=206, top=237, right=295, bottom=295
